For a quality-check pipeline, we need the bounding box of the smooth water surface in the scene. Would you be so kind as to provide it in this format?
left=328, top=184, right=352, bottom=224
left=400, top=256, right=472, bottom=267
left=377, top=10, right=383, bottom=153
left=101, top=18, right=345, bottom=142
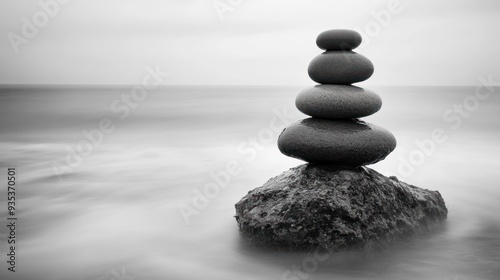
left=0, top=86, right=499, bottom=280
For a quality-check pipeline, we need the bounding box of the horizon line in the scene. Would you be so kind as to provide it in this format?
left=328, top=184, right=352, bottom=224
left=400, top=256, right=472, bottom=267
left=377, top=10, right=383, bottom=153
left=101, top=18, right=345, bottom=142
left=0, top=84, right=492, bottom=87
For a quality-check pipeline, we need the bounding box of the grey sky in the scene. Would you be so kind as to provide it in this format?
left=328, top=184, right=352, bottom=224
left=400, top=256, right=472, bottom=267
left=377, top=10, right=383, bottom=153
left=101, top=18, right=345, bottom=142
left=1, top=0, right=499, bottom=86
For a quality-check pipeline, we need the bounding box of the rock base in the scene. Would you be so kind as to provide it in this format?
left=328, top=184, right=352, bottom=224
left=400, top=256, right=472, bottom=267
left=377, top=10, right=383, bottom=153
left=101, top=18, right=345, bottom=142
left=235, top=164, right=447, bottom=251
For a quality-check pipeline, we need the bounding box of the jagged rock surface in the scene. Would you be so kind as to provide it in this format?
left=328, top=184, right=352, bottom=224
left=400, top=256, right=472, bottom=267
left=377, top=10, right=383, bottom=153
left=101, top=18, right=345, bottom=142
left=235, top=164, right=447, bottom=250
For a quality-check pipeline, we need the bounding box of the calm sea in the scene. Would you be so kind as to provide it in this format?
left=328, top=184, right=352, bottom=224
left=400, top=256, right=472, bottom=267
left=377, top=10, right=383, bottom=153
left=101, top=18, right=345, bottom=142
left=0, top=85, right=499, bottom=280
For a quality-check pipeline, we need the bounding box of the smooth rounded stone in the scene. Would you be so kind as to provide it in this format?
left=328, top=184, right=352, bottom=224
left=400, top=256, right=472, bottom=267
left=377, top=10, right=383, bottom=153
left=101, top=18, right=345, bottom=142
left=308, top=51, right=374, bottom=84
left=277, top=118, right=396, bottom=167
left=235, top=164, right=448, bottom=251
left=316, top=29, right=362, bottom=51
left=296, top=85, right=382, bottom=119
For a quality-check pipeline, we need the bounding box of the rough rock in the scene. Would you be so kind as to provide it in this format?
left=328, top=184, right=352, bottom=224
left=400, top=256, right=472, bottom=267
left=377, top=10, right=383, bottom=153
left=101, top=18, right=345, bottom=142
left=308, top=51, right=374, bottom=84
left=316, top=29, right=362, bottom=51
left=277, top=118, right=396, bottom=167
left=235, top=164, right=448, bottom=250
left=296, top=85, right=382, bottom=119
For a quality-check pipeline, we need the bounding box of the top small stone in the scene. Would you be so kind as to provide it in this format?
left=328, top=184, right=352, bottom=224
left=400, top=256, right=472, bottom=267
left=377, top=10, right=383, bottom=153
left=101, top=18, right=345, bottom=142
left=316, top=29, right=362, bottom=51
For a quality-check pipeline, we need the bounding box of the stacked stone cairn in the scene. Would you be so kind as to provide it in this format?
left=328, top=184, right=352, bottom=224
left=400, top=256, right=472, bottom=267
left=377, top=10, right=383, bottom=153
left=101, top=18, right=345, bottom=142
left=279, top=29, right=396, bottom=166
left=235, top=30, right=447, bottom=251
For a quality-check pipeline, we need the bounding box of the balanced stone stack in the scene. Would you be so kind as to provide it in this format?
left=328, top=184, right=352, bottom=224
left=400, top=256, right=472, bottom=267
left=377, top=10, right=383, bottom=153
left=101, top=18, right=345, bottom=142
left=278, top=29, right=396, bottom=167
left=235, top=30, right=447, bottom=251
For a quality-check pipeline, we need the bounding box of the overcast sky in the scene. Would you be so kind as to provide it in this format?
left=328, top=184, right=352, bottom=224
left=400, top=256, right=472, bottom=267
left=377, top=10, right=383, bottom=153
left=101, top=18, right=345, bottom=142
left=1, top=0, right=499, bottom=86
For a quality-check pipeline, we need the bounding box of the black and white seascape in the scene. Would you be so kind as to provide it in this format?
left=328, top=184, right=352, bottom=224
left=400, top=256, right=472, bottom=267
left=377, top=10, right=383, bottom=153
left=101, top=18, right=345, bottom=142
left=1, top=1, right=500, bottom=280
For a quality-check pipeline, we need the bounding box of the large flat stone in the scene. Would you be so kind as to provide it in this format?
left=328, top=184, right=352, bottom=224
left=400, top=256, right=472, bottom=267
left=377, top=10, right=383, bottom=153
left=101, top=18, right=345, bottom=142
left=277, top=118, right=396, bottom=167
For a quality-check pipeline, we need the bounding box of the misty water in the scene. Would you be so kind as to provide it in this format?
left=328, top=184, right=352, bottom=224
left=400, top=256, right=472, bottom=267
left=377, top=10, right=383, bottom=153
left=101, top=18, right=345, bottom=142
left=0, top=86, right=499, bottom=280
